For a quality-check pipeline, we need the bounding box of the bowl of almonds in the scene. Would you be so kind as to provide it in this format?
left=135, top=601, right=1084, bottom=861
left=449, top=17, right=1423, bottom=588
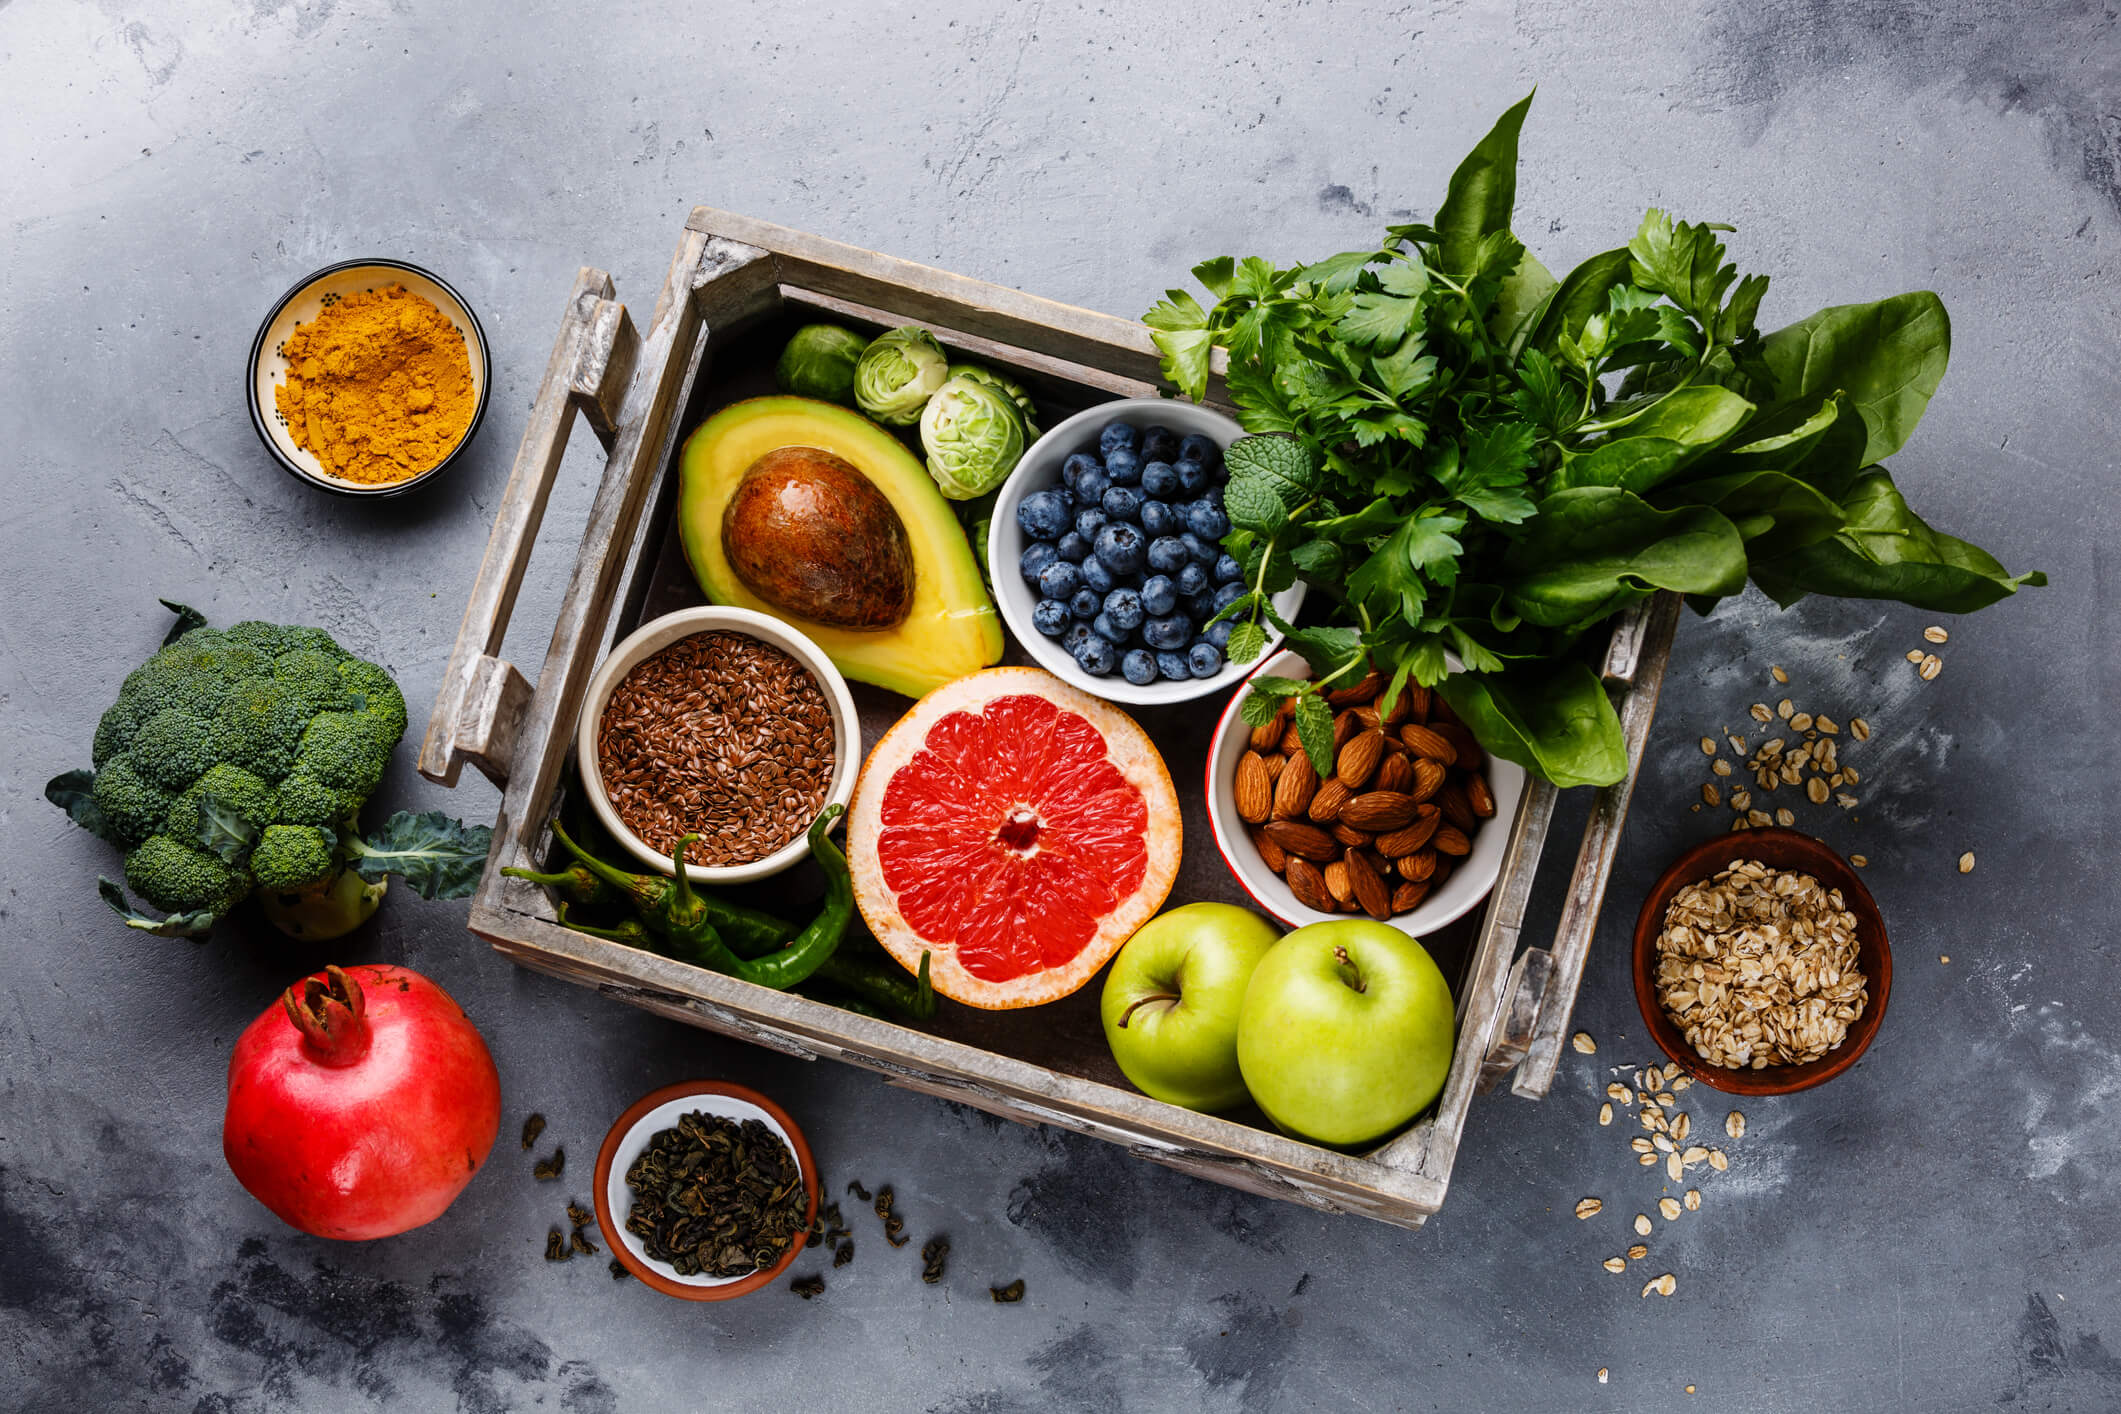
left=1631, top=828, right=1891, bottom=1096
left=1206, top=650, right=1524, bottom=933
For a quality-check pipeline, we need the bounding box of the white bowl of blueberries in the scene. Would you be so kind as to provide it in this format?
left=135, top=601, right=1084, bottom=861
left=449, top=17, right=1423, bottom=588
left=989, top=398, right=1306, bottom=706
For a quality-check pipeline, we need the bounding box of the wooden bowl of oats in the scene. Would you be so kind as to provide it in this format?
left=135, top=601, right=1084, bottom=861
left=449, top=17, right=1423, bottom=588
left=576, top=607, right=859, bottom=884
left=1631, top=828, right=1890, bottom=1097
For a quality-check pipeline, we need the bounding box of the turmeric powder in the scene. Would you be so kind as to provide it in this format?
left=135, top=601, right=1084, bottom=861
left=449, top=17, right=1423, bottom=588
left=275, top=284, right=476, bottom=485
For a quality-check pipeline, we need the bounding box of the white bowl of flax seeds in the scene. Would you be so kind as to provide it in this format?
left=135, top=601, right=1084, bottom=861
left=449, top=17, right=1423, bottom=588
left=577, top=606, right=860, bottom=884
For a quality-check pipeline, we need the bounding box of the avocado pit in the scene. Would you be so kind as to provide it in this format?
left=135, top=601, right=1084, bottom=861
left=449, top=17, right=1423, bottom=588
left=720, top=445, right=915, bottom=630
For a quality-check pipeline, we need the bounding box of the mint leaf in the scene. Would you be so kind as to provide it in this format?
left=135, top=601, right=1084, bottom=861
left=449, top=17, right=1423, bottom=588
left=1237, top=686, right=1278, bottom=726
left=1225, top=434, right=1321, bottom=500
left=1248, top=675, right=1310, bottom=699
left=1293, top=693, right=1336, bottom=779
left=1227, top=620, right=1269, bottom=665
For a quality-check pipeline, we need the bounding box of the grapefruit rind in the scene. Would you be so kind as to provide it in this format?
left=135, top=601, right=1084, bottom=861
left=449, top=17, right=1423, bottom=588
left=847, top=667, right=1181, bottom=1010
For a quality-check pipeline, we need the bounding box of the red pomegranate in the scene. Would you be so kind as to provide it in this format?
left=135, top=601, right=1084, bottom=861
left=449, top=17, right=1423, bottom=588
left=223, top=964, right=502, bottom=1240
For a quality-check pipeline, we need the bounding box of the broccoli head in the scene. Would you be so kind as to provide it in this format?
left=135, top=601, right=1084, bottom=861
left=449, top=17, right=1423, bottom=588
left=51, top=603, right=492, bottom=940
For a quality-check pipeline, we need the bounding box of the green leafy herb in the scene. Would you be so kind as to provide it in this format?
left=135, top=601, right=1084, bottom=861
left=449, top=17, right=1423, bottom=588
left=1151, top=93, right=2041, bottom=785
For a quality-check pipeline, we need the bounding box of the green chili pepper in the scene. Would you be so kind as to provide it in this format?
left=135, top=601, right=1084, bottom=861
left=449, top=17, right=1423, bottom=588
left=809, top=948, right=935, bottom=1022
left=500, top=862, right=614, bottom=907
left=666, top=806, right=851, bottom=990
left=547, top=819, right=795, bottom=955
left=554, top=902, right=654, bottom=947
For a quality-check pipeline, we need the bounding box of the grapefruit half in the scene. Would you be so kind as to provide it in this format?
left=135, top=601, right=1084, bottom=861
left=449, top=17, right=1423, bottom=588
left=847, top=667, right=1181, bottom=1010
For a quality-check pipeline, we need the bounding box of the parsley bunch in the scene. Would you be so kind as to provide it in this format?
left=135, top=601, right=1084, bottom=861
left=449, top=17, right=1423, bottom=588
left=1147, top=93, right=2040, bottom=787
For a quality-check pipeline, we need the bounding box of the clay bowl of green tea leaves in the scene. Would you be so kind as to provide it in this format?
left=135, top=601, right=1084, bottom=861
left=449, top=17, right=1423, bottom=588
left=594, top=1079, right=819, bottom=1301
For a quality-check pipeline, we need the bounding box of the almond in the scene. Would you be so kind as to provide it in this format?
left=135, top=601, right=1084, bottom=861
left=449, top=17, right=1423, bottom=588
left=1323, top=859, right=1355, bottom=907
left=1429, top=856, right=1455, bottom=886
left=1234, top=751, right=1273, bottom=824
left=1331, top=709, right=1360, bottom=750
left=1284, top=856, right=1334, bottom=912
left=1262, top=819, right=1339, bottom=862
left=1373, top=806, right=1441, bottom=857
left=1398, top=722, right=1457, bottom=764
left=1391, top=880, right=1428, bottom=913
left=1262, top=752, right=1286, bottom=782
left=1373, top=753, right=1415, bottom=794
left=1306, top=777, right=1352, bottom=824
left=1339, top=790, right=1417, bottom=832
left=1438, top=782, right=1477, bottom=834
left=1249, top=717, right=1285, bottom=753
left=1345, top=848, right=1392, bottom=921
left=1271, top=751, right=1318, bottom=819
left=1324, top=670, right=1384, bottom=708
left=1433, top=824, right=1472, bottom=857
left=1400, top=681, right=1431, bottom=723
left=1409, top=756, right=1447, bottom=803
left=1330, top=822, right=1374, bottom=849
left=1433, top=721, right=1482, bottom=769
left=1352, top=704, right=1382, bottom=732
left=1378, top=686, right=1413, bottom=728
left=1336, top=729, right=1385, bottom=788
left=1398, top=849, right=1438, bottom=882
left=1465, top=772, right=1496, bottom=819
left=1278, top=720, right=1304, bottom=755
left=1250, top=827, right=1287, bottom=874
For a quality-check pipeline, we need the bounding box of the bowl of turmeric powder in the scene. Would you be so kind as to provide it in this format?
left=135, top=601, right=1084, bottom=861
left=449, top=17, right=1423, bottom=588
left=248, top=259, right=491, bottom=496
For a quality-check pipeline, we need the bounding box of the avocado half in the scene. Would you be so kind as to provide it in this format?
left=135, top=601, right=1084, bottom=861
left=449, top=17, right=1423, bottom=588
left=677, top=396, right=1003, bottom=698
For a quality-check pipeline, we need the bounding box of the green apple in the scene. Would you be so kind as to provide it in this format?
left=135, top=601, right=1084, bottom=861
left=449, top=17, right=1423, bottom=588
left=1236, top=919, right=1456, bottom=1147
left=1101, top=902, right=1282, bottom=1112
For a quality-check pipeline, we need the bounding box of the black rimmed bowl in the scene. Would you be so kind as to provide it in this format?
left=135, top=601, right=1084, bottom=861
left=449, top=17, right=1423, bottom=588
left=246, top=258, right=491, bottom=497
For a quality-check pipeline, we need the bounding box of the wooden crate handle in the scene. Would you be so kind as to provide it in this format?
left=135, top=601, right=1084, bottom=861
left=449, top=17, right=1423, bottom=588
left=418, top=268, right=639, bottom=787
left=1509, top=591, right=1685, bottom=1098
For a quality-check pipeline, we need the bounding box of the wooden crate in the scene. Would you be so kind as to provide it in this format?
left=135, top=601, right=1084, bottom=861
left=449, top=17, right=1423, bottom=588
left=418, top=210, right=1682, bottom=1229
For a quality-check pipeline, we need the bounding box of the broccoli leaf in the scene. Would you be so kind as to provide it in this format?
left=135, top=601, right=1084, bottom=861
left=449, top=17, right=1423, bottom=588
left=196, top=792, right=262, bottom=864
left=159, top=600, right=207, bottom=646
left=45, top=769, right=112, bottom=841
left=345, top=810, right=493, bottom=900
left=98, top=877, right=216, bottom=939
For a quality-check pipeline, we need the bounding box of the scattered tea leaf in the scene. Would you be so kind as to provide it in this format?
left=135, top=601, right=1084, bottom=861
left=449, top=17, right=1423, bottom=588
left=532, top=1147, right=565, bottom=1181
left=544, top=1229, right=569, bottom=1262
left=791, top=1274, right=826, bottom=1300
left=570, top=1227, right=598, bottom=1256
left=521, top=1114, right=547, bottom=1150
left=608, top=1258, right=630, bottom=1280
left=921, top=1237, right=950, bottom=1284
left=566, top=1202, right=593, bottom=1229
left=847, top=1180, right=872, bottom=1202
left=991, top=1278, right=1026, bottom=1303
left=834, top=1241, right=855, bottom=1268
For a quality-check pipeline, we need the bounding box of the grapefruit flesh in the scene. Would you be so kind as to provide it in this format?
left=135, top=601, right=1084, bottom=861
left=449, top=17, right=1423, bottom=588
left=848, top=668, right=1180, bottom=1009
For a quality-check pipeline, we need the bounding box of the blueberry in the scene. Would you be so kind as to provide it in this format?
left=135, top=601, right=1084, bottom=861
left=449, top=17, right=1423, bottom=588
left=1073, top=633, right=1118, bottom=677
left=1092, top=611, right=1126, bottom=645
left=1179, top=433, right=1220, bottom=468
left=1069, top=587, right=1101, bottom=620
left=1214, top=552, right=1245, bottom=585
left=1101, top=485, right=1144, bottom=523
left=1080, top=555, right=1115, bottom=595
left=1098, top=421, right=1139, bottom=457
left=1074, top=466, right=1111, bottom=504
left=1057, top=486, right=1078, bottom=514
left=1104, top=448, right=1141, bottom=486
left=1016, top=489, right=1071, bottom=541
left=1061, top=451, right=1101, bottom=494
left=1094, top=523, right=1147, bottom=577
left=1187, top=641, right=1224, bottom=678
left=1140, top=461, right=1180, bottom=499
left=1176, top=458, right=1210, bottom=494
left=1155, top=650, right=1193, bottom=681
left=1186, top=501, right=1229, bottom=539
left=1140, top=425, right=1180, bottom=463
left=1075, top=507, right=1108, bottom=539
left=1202, top=619, right=1234, bottom=650
left=1121, top=649, right=1158, bottom=686
left=1061, top=622, right=1093, bottom=655
left=1055, top=530, right=1091, bottom=563
left=1143, top=614, right=1192, bottom=652
left=1211, top=580, right=1247, bottom=614
left=1201, top=483, right=1224, bottom=510
left=1031, top=597, right=1070, bottom=638
left=1139, top=574, right=1178, bottom=617
left=1139, top=499, right=1179, bottom=538
left=1181, top=594, right=1214, bottom=627
left=1020, top=542, right=1059, bottom=584
left=1180, top=531, right=1218, bottom=566
left=1036, top=560, right=1083, bottom=601
left=1145, top=535, right=1190, bottom=575
left=1103, top=587, right=1145, bottom=633
left=1177, top=562, right=1210, bottom=599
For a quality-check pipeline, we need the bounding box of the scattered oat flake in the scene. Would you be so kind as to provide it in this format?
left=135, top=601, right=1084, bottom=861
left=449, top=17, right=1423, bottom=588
left=1599, top=1103, right=1613, bottom=1126
left=1770, top=665, right=1788, bottom=684
left=1607, top=1083, right=1632, bottom=1104
left=1665, top=1152, right=1683, bottom=1181
left=1924, top=625, right=1948, bottom=643
left=1941, top=954, right=1951, bottom=964
left=1682, top=1145, right=1710, bottom=1166
left=1815, top=715, right=1839, bottom=734
left=1575, top=1198, right=1603, bottom=1220
left=1958, top=851, right=1975, bottom=874
left=1850, top=854, right=1868, bottom=868
left=1684, top=1189, right=1701, bottom=1211
left=1712, top=759, right=1732, bottom=777
left=1725, top=1111, right=1745, bottom=1139
left=1603, top=1257, right=1627, bottom=1274
left=1709, top=1150, right=1730, bottom=1172
left=1572, top=1031, right=1597, bottom=1054
left=1905, top=649, right=1926, bottom=664
left=1699, top=736, right=1718, bottom=755
left=1642, top=1273, right=1676, bottom=1298
left=1776, top=698, right=1794, bottom=719
left=1749, top=703, right=1772, bottom=723
left=1728, top=735, right=1748, bottom=755
left=1631, top=1137, right=1653, bottom=1154
left=1790, top=712, right=1813, bottom=732
left=1775, top=807, right=1796, bottom=828
left=1639, top=1152, right=1659, bottom=1166
left=1659, top=1197, right=1683, bottom=1221
left=1919, top=654, right=1942, bottom=680
left=1628, top=1243, right=1649, bottom=1260
left=1634, top=1213, right=1653, bottom=1236
left=1598, top=1369, right=1609, bottom=1384
left=1701, top=783, right=1721, bottom=807
left=1850, top=718, right=1870, bottom=741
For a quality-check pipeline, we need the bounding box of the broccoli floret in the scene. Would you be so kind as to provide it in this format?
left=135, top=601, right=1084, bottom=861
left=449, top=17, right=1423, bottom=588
left=160, top=764, right=276, bottom=848
left=128, top=708, right=220, bottom=793
left=274, top=770, right=365, bottom=827
left=251, top=824, right=338, bottom=890
left=125, top=835, right=249, bottom=916
left=91, top=758, right=173, bottom=846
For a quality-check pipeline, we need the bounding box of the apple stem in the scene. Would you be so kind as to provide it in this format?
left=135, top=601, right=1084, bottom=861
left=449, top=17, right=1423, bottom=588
left=1117, top=992, right=1181, bottom=1028
left=1334, top=945, right=1367, bottom=995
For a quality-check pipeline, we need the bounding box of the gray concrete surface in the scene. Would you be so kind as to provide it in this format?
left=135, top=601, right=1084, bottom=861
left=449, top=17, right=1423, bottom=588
left=3, top=2, right=2117, bottom=1410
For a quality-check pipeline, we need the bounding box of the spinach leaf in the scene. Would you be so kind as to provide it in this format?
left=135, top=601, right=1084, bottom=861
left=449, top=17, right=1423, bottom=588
left=1529, top=248, right=1633, bottom=353
left=1758, top=292, right=1949, bottom=465
left=1437, top=661, right=1627, bottom=788
left=1655, top=469, right=1845, bottom=564
left=1748, top=469, right=2047, bottom=612
left=1492, top=249, right=1558, bottom=354
left=1435, top=91, right=1535, bottom=277
left=1505, top=488, right=1748, bottom=626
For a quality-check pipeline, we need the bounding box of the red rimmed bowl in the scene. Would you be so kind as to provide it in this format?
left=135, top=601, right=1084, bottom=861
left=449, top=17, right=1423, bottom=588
left=1631, top=828, right=1892, bottom=1097
left=594, top=1080, right=820, bottom=1300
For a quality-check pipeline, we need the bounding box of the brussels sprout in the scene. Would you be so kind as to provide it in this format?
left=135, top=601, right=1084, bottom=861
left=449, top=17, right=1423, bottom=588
left=775, top=323, right=868, bottom=405
left=920, top=374, right=1029, bottom=500
left=854, top=327, right=949, bottom=425
left=946, top=363, right=1041, bottom=438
